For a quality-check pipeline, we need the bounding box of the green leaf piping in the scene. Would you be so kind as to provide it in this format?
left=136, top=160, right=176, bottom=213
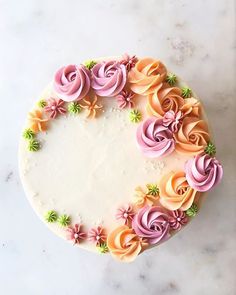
left=45, top=210, right=58, bottom=223
left=37, top=99, right=47, bottom=108
left=129, top=109, right=142, bottom=123
left=186, top=203, right=198, bottom=217
left=147, top=184, right=159, bottom=196
left=23, top=128, right=35, bottom=140
left=68, top=102, right=82, bottom=114
left=84, top=60, right=97, bottom=70
left=166, top=73, right=177, bottom=86
left=58, top=214, right=71, bottom=227
left=28, top=139, right=40, bottom=152
left=97, top=243, right=109, bottom=254
left=181, top=87, right=192, bottom=98
left=205, top=142, right=216, bottom=156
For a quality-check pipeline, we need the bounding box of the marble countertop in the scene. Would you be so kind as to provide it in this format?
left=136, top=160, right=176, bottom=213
left=0, top=0, right=235, bottom=294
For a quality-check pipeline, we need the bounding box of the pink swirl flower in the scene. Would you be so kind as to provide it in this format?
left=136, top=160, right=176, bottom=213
left=136, top=117, right=175, bottom=158
left=91, top=61, right=127, bottom=97
left=185, top=154, right=223, bottom=192
left=53, top=64, right=91, bottom=102
left=132, top=206, right=170, bottom=245
left=163, top=110, right=182, bottom=133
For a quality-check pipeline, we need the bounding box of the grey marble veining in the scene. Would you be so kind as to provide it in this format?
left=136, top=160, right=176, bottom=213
left=0, top=0, right=235, bottom=294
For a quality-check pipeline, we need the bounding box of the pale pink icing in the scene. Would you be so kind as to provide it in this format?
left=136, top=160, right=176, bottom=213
left=185, top=154, right=223, bottom=192
left=53, top=65, right=91, bottom=102
left=136, top=117, right=175, bottom=158
left=163, top=110, right=182, bottom=133
left=132, top=206, right=170, bottom=245
left=91, top=60, right=127, bottom=97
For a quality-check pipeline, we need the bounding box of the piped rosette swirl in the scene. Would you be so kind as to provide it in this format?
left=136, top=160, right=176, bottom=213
left=91, top=60, right=127, bottom=97
left=53, top=64, right=91, bottom=102
left=185, top=154, right=223, bottom=192
left=136, top=117, right=175, bottom=158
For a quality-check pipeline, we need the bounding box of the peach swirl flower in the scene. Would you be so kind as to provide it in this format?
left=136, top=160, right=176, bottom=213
left=128, top=58, right=167, bottom=95
left=147, top=87, right=185, bottom=117
left=107, top=225, right=147, bottom=262
left=147, top=87, right=202, bottom=119
left=28, top=109, right=48, bottom=133
left=174, top=117, right=210, bottom=155
left=159, top=171, right=199, bottom=211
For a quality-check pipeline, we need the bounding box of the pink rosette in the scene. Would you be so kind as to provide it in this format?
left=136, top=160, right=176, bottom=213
left=136, top=117, right=175, bottom=158
left=91, top=61, right=127, bottom=97
left=185, top=154, right=223, bottom=192
left=132, top=206, right=170, bottom=245
left=53, top=64, right=91, bottom=102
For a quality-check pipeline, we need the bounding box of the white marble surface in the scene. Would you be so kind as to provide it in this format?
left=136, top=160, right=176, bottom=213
left=0, top=0, right=235, bottom=294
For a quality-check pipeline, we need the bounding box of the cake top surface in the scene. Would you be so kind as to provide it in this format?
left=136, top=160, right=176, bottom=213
left=19, top=54, right=223, bottom=262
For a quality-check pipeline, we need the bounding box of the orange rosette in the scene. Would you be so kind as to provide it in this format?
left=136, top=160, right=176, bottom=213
left=147, top=86, right=202, bottom=119
left=174, top=117, right=210, bottom=155
left=159, top=171, right=198, bottom=211
left=107, top=225, right=146, bottom=262
left=128, top=58, right=167, bottom=95
left=147, top=86, right=184, bottom=117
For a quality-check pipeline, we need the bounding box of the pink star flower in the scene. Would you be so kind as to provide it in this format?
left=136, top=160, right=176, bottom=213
left=44, top=98, right=67, bottom=119
left=87, top=226, right=106, bottom=246
left=116, top=204, right=135, bottom=225
left=120, top=53, right=138, bottom=71
left=169, top=210, right=188, bottom=230
left=116, top=90, right=135, bottom=109
left=66, top=224, right=87, bottom=244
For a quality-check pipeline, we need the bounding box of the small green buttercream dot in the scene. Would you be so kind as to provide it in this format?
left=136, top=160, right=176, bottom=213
left=58, top=214, right=71, bottom=227
left=97, top=243, right=109, bottom=254
left=181, top=87, right=192, bottom=98
left=205, top=142, right=216, bottom=156
left=45, top=210, right=58, bottom=223
left=166, top=73, right=177, bottom=86
left=186, top=203, right=198, bottom=217
left=28, top=139, right=40, bottom=152
left=84, top=60, right=97, bottom=70
left=68, top=102, right=82, bottom=114
left=37, top=99, right=47, bottom=108
left=23, top=128, right=35, bottom=140
left=147, top=184, right=159, bottom=196
left=129, top=109, right=142, bottom=123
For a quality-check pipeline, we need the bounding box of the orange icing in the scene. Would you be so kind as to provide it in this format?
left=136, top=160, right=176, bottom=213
left=147, top=86, right=184, bottom=117
left=134, top=186, right=159, bottom=208
left=107, top=225, right=146, bottom=262
left=81, top=95, right=103, bottom=118
left=174, top=117, right=210, bottom=155
left=28, top=109, right=48, bottom=133
left=181, top=97, right=202, bottom=118
left=128, top=58, right=167, bottom=95
left=159, top=171, right=198, bottom=210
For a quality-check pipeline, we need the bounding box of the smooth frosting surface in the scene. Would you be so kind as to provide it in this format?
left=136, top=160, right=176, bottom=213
left=19, top=89, right=193, bottom=252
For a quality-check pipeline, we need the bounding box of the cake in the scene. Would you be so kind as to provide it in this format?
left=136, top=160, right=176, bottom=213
left=19, top=54, right=223, bottom=262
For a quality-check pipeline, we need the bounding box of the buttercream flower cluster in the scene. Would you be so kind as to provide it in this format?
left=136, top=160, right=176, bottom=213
left=53, top=59, right=129, bottom=102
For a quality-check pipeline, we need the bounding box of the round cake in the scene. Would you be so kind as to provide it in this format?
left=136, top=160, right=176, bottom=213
left=19, top=54, right=223, bottom=262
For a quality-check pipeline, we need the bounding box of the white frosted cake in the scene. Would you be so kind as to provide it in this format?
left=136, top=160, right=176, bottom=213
left=19, top=55, right=223, bottom=262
